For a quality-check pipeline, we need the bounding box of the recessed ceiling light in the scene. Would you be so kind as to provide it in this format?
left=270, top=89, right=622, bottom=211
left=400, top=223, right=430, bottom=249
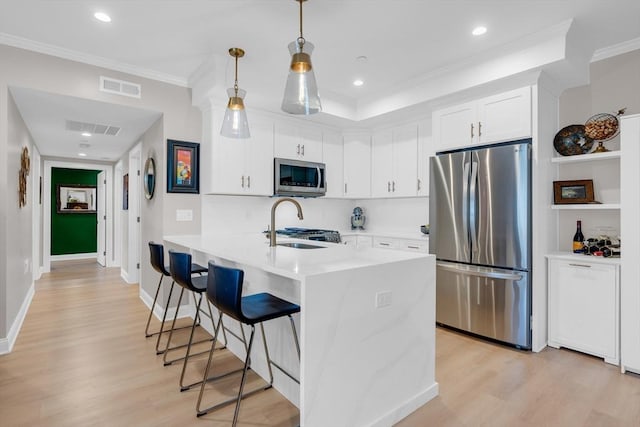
left=78, top=152, right=87, bottom=157
left=94, top=12, right=111, bottom=23
left=81, top=132, right=92, bottom=137
left=353, top=79, right=364, bottom=87
left=355, top=56, right=368, bottom=63
left=472, top=26, right=487, bottom=36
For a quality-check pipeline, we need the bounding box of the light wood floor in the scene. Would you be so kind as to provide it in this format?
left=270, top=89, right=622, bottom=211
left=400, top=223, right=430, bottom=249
left=1, top=260, right=639, bottom=426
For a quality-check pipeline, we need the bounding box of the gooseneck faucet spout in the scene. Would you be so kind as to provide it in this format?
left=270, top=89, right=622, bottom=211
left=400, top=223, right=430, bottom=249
left=270, top=197, right=304, bottom=247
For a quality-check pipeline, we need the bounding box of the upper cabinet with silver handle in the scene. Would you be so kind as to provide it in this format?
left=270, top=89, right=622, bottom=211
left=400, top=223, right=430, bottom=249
left=274, top=122, right=322, bottom=162
left=371, top=124, right=418, bottom=198
left=432, top=86, right=532, bottom=152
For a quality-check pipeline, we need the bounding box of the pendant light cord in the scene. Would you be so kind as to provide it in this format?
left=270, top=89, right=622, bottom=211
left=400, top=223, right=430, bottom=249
left=297, top=0, right=305, bottom=47
left=234, top=54, right=239, bottom=96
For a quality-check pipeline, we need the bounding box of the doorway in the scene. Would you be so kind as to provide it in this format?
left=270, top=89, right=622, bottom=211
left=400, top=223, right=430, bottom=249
left=43, top=160, right=113, bottom=273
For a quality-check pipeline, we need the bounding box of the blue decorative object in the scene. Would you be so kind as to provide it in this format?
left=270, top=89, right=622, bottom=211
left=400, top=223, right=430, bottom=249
left=351, top=206, right=365, bottom=230
left=553, top=125, right=594, bottom=156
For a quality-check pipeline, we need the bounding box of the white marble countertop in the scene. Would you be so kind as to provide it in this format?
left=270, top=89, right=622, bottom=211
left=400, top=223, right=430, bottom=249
left=545, top=251, right=621, bottom=266
left=164, top=233, right=431, bottom=281
left=339, top=229, right=429, bottom=240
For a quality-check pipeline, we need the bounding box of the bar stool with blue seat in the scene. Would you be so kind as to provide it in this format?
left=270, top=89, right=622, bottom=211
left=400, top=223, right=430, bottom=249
left=147, top=242, right=207, bottom=354
left=196, top=262, right=301, bottom=426
left=166, top=250, right=227, bottom=391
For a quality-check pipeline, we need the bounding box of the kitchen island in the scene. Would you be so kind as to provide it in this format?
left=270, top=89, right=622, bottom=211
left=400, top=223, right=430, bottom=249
left=164, top=233, right=437, bottom=427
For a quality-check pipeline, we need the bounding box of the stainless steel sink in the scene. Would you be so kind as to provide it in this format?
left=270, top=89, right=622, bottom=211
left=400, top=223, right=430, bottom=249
left=277, top=242, right=326, bottom=249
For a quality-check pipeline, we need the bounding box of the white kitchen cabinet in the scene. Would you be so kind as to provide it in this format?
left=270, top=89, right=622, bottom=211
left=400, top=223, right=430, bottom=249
left=373, top=236, right=398, bottom=250
left=373, top=236, right=428, bottom=253
left=371, top=124, right=419, bottom=198
left=432, top=86, right=531, bottom=152
left=620, top=114, right=640, bottom=374
left=274, top=122, right=323, bottom=162
left=343, top=133, right=371, bottom=198
left=547, top=255, right=619, bottom=365
left=323, top=130, right=344, bottom=198
left=341, top=234, right=373, bottom=248
left=417, top=123, right=432, bottom=197
left=204, top=110, right=274, bottom=195
left=371, top=129, right=393, bottom=197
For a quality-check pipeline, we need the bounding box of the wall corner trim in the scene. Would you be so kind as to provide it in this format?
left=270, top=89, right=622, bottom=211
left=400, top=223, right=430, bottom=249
left=0, top=283, right=35, bottom=355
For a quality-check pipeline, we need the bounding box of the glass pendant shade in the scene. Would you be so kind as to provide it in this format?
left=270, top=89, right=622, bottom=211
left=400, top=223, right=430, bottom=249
left=281, top=40, right=321, bottom=115
left=220, top=87, right=250, bottom=139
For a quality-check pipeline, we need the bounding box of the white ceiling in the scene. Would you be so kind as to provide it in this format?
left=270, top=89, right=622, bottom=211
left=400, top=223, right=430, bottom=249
left=9, top=87, right=162, bottom=161
left=2, top=0, right=640, bottom=161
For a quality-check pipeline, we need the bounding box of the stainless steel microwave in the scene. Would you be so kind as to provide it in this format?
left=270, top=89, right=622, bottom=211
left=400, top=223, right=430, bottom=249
left=274, top=158, right=326, bottom=197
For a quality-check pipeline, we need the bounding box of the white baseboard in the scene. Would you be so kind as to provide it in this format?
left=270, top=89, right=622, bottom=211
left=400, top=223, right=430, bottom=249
left=51, top=253, right=97, bottom=261
left=370, top=382, right=439, bottom=427
left=139, top=286, right=194, bottom=322
left=0, top=283, right=35, bottom=355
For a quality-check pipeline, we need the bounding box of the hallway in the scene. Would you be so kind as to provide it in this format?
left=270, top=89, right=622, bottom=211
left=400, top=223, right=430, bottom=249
left=0, top=259, right=298, bottom=426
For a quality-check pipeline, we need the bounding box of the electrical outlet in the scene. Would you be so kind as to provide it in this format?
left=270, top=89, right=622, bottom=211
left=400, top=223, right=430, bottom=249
left=375, top=291, right=392, bottom=308
left=176, top=209, right=193, bottom=222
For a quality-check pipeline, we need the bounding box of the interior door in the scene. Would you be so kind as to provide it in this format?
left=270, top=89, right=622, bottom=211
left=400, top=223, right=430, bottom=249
left=97, top=171, right=106, bottom=266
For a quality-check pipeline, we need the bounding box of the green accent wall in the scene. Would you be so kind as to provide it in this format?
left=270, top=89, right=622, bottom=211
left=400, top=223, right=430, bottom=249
left=51, top=168, right=100, bottom=255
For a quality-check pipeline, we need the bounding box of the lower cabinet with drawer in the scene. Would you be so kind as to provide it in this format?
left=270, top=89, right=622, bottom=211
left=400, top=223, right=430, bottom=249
left=546, top=254, right=620, bottom=365
left=342, top=233, right=428, bottom=252
left=373, top=236, right=428, bottom=253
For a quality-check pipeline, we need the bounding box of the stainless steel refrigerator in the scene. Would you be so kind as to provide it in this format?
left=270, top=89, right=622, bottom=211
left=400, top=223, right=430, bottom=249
left=429, top=139, right=532, bottom=349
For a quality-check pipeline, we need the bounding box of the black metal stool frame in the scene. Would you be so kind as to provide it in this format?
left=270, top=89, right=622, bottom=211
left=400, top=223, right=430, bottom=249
left=196, top=262, right=301, bottom=426
left=164, top=251, right=228, bottom=392
left=147, top=242, right=207, bottom=356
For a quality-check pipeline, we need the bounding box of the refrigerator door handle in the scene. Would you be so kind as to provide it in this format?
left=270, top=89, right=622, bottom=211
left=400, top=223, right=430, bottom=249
left=469, top=159, right=479, bottom=252
left=462, top=160, right=471, bottom=242
left=437, top=261, right=524, bottom=281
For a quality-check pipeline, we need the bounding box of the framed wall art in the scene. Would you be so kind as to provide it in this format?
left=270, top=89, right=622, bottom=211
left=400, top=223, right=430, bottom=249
left=57, top=184, right=97, bottom=213
left=123, top=173, right=129, bottom=210
left=167, top=139, right=199, bottom=194
left=553, top=179, right=595, bottom=204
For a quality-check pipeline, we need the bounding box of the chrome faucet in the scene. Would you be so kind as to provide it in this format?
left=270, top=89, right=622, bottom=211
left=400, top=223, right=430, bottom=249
left=270, top=197, right=304, bottom=247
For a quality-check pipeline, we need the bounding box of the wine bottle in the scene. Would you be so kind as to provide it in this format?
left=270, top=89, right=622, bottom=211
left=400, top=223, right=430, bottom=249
left=603, top=247, right=621, bottom=258
left=573, top=220, right=585, bottom=253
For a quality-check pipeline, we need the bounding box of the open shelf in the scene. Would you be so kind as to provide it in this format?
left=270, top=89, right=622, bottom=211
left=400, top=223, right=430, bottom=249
left=551, top=203, right=620, bottom=210
left=552, top=150, right=620, bottom=164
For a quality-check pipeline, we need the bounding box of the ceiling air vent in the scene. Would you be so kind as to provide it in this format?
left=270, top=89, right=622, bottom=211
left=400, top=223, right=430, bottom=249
left=99, top=76, right=142, bottom=99
left=66, top=120, right=121, bottom=136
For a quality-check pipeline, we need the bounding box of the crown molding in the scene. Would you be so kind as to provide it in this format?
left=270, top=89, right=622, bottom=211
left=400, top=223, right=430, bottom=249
left=0, top=32, right=189, bottom=87
left=592, top=37, right=640, bottom=63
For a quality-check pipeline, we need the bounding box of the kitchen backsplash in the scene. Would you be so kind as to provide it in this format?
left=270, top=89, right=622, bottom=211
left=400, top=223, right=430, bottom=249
left=201, top=195, right=353, bottom=234
left=201, top=195, right=429, bottom=236
left=355, top=198, right=428, bottom=234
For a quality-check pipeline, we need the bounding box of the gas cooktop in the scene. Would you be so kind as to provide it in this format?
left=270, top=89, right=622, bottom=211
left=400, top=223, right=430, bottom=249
left=274, top=227, right=342, bottom=243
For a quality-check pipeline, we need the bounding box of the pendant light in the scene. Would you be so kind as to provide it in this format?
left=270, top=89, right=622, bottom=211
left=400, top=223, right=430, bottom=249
left=281, top=0, right=321, bottom=115
left=221, top=48, right=250, bottom=138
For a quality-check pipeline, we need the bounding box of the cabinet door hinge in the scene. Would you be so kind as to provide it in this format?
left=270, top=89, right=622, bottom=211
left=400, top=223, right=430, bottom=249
left=137, top=216, right=140, bottom=223
left=137, top=263, right=140, bottom=269
left=137, top=170, right=141, bottom=176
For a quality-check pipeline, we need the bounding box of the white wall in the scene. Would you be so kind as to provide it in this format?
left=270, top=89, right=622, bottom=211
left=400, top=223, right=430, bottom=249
left=1, top=90, right=35, bottom=350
